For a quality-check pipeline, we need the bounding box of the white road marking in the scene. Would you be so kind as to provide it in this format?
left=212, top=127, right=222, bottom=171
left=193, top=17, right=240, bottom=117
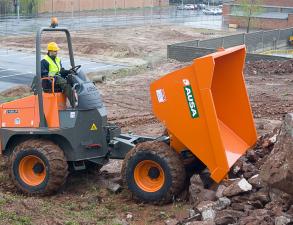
left=0, top=68, right=17, bottom=72
left=0, top=72, right=33, bottom=79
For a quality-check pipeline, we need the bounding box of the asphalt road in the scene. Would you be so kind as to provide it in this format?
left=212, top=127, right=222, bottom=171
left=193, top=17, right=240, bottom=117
left=0, top=49, right=126, bottom=92
left=0, top=10, right=223, bottom=91
left=0, top=11, right=223, bottom=36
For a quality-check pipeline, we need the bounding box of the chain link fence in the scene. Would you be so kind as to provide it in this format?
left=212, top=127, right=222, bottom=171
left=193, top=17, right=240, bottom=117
left=168, top=27, right=293, bottom=61
left=0, top=0, right=224, bottom=37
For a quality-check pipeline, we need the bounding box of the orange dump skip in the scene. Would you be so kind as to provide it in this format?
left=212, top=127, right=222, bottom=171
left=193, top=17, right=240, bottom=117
left=150, top=45, right=257, bottom=183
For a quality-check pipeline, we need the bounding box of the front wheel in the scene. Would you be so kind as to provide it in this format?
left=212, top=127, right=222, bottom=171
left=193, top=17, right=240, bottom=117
left=121, top=141, right=186, bottom=204
left=9, top=139, right=68, bottom=195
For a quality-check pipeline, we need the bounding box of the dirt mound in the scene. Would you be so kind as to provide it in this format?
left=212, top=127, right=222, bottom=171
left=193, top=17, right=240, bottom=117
left=185, top=114, right=293, bottom=225
left=157, top=29, right=195, bottom=41
left=246, top=59, right=293, bottom=75
left=260, top=113, right=293, bottom=195
left=0, top=85, right=31, bottom=97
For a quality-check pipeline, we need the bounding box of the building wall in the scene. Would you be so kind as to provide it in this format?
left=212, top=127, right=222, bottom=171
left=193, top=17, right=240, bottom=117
left=39, top=0, right=169, bottom=13
left=224, top=14, right=293, bottom=30
left=234, top=0, right=293, bottom=7
left=224, top=1, right=293, bottom=29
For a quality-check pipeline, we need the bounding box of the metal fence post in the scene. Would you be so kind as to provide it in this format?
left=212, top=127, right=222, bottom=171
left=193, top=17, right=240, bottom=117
left=222, top=37, right=224, bottom=47
left=277, top=29, right=281, bottom=48
left=262, top=31, right=264, bottom=51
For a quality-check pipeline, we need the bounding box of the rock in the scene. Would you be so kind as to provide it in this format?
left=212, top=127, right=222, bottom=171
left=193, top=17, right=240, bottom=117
left=231, top=203, right=245, bottom=211
left=164, top=218, right=179, bottom=225
left=188, top=208, right=201, bottom=220
left=215, top=185, right=226, bottom=199
left=182, top=209, right=201, bottom=224
left=248, top=174, right=265, bottom=189
left=242, top=162, right=258, bottom=179
left=239, top=216, right=273, bottom=225
left=247, top=209, right=274, bottom=224
left=215, top=210, right=243, bottom=225
left=185, top=221, right=215, bottom=225
left=246, top=150, right=259, bottom=163
left=222, top=178, right=252, bottom=197
left=189, top=174, right=216, bottom=205
left=107, top=181, right=122, bottom=193
left=260, top=113, right=293, bottom=195
left=189, top=174, right=205, bottom=204
left=249, top=189, right=270, bottom=206
left=214, top=197, right=231, bottom=211
left=230, top=194, right=250, bottom=203
left=196, top=201, right=217, bottom=212
left=126, top=213, right=133, bottom=221
left=250, top=200, right=263, bottom=209
left=269, top=134, right=277, bottom=143
left=196, top=201, right=217, bottom=221
left=202, top=208, right=216, bottom=221
left=275, top=216, right=291, bottom=225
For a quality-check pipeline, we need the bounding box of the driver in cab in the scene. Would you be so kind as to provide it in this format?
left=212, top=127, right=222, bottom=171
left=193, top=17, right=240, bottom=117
left=41, top=42, right=76, bottom=107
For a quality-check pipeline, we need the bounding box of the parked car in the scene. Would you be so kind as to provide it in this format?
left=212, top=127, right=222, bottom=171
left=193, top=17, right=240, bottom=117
left=202, top=8, right=216, bottom=15
left=203, top=8, right=222, bottom=15
left=197, top=4, right=206, bottom=10
left=214, top=8, right=223, bottom=15
left=186, top=4, right=198, bottom=10
left=177, top=4, right=197, bottom=10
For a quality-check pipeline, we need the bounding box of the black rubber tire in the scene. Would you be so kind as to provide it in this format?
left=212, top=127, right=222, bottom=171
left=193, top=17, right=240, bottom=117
left=121, top=141, right=186, bottom=204
left=9, top=139, right=68, bottom=195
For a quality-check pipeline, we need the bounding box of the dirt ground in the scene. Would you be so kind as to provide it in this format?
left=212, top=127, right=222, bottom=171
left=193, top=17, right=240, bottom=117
left=0, top=24, right=292, bottom=225
left=0, top=24, right=228, bottom=65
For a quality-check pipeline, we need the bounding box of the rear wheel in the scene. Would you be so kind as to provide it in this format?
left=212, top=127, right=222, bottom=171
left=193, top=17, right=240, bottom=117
left=9, top=139, right=68, bottom=195
left=122, top=141, right=186, bottom=204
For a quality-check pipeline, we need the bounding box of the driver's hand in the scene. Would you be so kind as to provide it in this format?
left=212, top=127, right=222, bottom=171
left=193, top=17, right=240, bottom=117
left=60, top=68, right=70, bottom=78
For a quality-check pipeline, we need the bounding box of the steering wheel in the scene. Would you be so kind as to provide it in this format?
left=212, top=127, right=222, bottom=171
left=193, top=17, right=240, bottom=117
left=69, top=65, right=81, bottom=74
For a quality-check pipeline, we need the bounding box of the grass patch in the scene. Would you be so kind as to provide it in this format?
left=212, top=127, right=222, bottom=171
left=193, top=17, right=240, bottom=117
left=0, top=94, right=31, bottom=104
left=0, top=211, right=32, bottom=225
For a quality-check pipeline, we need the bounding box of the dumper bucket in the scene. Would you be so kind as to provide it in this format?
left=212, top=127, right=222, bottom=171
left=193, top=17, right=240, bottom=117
left=150, top=45, right=257, bottom=183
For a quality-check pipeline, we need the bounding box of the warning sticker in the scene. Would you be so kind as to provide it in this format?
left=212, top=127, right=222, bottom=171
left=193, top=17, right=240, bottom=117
left=156, top=89, right=166, bottom=103
left=70, top=112, right=76, bottom=118
left=90, top=123, right=98, bottom=131
left=14, top=118, right=21, bottom=125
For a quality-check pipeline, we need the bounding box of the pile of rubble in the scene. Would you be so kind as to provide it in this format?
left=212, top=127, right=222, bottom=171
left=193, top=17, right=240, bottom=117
left=245, top=59, right=293, bottom=75
left=169, top=113, right=293, bottom=225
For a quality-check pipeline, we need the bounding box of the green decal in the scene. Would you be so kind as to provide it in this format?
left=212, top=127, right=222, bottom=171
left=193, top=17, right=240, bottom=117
left=184, top=85, right=199, bottom=119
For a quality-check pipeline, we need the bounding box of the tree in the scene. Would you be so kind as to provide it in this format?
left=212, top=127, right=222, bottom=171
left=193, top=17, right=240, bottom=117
left=237, top=0, right=263, bottom=33
left=19, top=0, right=44, bottom=15
left=0, top=0, right=13, bottom=15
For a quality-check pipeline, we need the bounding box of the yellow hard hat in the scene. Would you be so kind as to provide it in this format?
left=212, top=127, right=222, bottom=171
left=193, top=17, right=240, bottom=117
left=47, top=42, right=60, bottom=51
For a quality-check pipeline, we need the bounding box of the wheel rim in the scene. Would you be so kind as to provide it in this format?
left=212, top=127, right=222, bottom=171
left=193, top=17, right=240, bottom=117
left=18, top=155, right=46, bottom=186
left=134, top=160, right=165, bottom=192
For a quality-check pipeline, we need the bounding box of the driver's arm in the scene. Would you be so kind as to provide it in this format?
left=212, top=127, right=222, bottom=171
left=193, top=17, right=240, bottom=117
left=59, top=61, right=70, bottom=78
left=41, top=59, right=49, bottom=77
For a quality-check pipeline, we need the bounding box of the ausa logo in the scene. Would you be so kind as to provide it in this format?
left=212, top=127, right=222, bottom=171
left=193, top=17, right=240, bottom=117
left=183, top=79, right=199, bottom=119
